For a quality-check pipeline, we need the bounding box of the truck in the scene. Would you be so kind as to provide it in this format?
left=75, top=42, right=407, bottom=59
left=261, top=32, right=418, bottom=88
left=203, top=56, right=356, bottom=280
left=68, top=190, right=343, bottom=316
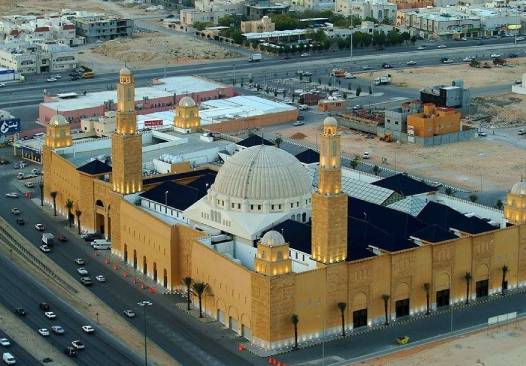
left=248, top=53, right=262, bottom=62
left=42, top=233, right=55, bottom=246
left=82, top=71, right=95, bottom=79
left=374, top=75, right=392, bottom=85
left=330, top=69, right=346, bottom=77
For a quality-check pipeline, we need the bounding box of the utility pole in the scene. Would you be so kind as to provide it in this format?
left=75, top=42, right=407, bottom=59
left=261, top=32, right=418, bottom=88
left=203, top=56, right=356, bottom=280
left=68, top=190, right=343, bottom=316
left=138, top=300, right=153, bottom=366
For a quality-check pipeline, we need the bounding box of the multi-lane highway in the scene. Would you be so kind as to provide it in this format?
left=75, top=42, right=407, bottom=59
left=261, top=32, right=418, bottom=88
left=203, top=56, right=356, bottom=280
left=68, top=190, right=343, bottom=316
left=0, top=328, right=40, bottom=365
left=0, top=155, right=264, bottom=366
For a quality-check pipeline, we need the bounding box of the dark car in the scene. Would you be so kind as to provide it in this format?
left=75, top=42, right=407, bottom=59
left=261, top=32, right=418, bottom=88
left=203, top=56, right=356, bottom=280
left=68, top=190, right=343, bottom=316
left=58, top=235, right=68, bottom=242
left=16, top=218, right=24, bottom=225
left=15, top=307, right=26, bottom=316
left=382, top=63, right=393, bottom=69
left=39, top=303, right=50, bottom=311
left=509, top=53, right=519, bottom=58
left=80, top=277, right=93, bottom=286
left=64, top=347, right=77, bottom=357
left=83, top=233, right=102, bottom=242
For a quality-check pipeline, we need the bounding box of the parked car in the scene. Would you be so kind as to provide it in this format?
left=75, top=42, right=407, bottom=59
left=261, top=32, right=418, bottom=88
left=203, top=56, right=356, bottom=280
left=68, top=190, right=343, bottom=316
left=10, top=208, right=20, bottom=215
left=5, top=193, right=18, bottom=198
left=123, top=309, right=136, bottom=318
left=441, top=58, right=454, bottom=64
left=509, top=53, right=519, bottom=58
left=437, top=44, right=447, bottom=48
left=417, top=46, right=426, bottom=50
left=406, top=60, right=417, bottom=65
left=0, top=338, right=11, bottom=347
left=361, top=65, right=372, bottom=70
left=292, top=121, right=305, bottom=126
left=38, top=328, right=50, bottom=337
left=81, top=325, right=95, bottom=334
left=362, top=152, right=370, bottom=159
left=46, top=77, right=57, bottom=82
left=463, top=56, right=473, bottom=62
left=35, top=223, right=45, bottom=231
left=382, top=63, right=393, bottom=69
left=51, top=325, right=65, bottom=335
left=490, top=53, right=501, bottom=58
left=300, top=53, right=309, bottom=57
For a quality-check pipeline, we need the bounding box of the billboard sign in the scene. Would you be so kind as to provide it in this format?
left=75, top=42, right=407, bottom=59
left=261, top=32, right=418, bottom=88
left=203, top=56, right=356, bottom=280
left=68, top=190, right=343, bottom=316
left=144, top=119, right=163, bottom=128
left=0, top=118, right=21, bottom=135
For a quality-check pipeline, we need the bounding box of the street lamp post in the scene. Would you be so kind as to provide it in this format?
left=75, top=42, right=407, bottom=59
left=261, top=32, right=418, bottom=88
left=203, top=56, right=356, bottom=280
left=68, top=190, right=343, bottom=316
left=138, top=300, right=153, bottom=366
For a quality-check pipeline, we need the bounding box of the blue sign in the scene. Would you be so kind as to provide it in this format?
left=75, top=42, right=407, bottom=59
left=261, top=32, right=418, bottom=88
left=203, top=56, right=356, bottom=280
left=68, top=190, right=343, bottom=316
left=0, top=118, right=21, bottom=135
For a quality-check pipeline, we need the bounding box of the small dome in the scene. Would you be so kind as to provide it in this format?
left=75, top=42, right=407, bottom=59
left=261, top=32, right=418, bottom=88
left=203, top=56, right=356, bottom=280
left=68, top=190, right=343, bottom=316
left=261, top=231, right=285, bottom=247
left=179, top=96, right=196, bottom=107
left=49, top=114, right=68, bottom=127
left=511, top=180, right=526, bottom=195
left=120, top=67, right=131, bottom=76
left=211, top=145, right=311, bottom=201
left=324, top=116, right=337, bottom=126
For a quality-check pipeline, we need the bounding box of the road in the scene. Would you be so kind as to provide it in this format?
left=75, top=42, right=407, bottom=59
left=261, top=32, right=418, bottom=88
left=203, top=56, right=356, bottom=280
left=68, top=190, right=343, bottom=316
left=0, top=329, right=41, bottom=366
left=0, top=253, right=142, bottom=366
left=0, top=153, right=264, bottom=366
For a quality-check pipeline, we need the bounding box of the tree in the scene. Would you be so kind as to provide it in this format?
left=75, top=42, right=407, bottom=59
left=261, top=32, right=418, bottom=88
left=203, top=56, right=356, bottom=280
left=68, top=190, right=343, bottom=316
left=495, top=199, right=504, bottom=210
left=373, top=165, right=380, bottom=176
left=350, top=158, right=359, bottom=169
left=39, top=180, right=44, bottom=207
left=501, top=265, right=508, bottom=295
left=348, top=82, right=352, bottom=91
left=423, top=283, right=431, bottom=315
left=468, top=194, right=478, bottom=202
left=382, top=294, right=390, bottom=325
left=271, top=14, right=300, bottom=31
left=75, top=209, right=82, bottom=235
left=65, top=199, right=74, bottom=227
left=192, top=281, right=208, bottom=318
left=50, top=191, right=58, bottom=216
left=193, top=21, right=210, bottom=31
left=337, top=302, right=347, bottom=336
left=356, top=86, right=362, bottom=96
left=410, top=35, right=417, bottom=45
left=368, top=85, right=372, bottom=95
left=470, top=59, right=480, bottom=68
left=464, top=272, right=472, bottom=304
left=182, top=277, right=193, bottom=311
left=274, top=136, right=283, bottom=148
left=290, top=314, right=299, bottom=349
left=445, top=187, right=453, bottom=196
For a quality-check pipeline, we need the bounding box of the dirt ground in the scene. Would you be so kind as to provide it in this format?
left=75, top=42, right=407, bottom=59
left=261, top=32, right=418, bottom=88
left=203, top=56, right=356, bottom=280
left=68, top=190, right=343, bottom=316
left=0, top=0, right=156, bottom=16
left=362, top=319, right=526, bottom=366
left=361, top=58, right=525, bottom=89
left=471, top=93, right=526, bottom=127
left=83, top=32, right=239, bottom=71
left=280, top=122, right=524, bottom=191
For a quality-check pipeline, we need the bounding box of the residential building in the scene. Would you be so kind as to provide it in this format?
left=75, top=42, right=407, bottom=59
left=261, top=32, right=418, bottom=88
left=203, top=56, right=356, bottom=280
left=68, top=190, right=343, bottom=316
left=240, top=16, right=275, bottom=33
left=383, top=100, right=422, bottom=138
left=335, top=0, right=397, bottom=21
left=407, top=103, right=461, bottom=138
left=317, top=98, right=347, bottom=112
left=420, top=80, right=471, bottom=112
left=0, top=41, right=76, bottom=75
left=180, top=0, right=245, bottom=26
left=73, top=15, right=133, bottom=43
left=245, top=0, right=290, bottom=20
left=302, top=0, right=336, bottom=11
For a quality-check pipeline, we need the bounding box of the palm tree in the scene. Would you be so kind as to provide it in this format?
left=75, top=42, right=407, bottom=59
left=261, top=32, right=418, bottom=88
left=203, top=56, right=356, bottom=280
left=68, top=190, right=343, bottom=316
left=464, top=272, right=472, bottom=304
left=191, top=281, right=208, bottom=318
left=65, top=199, right=74, bottom=227
left=337, top=302, right=347, bottom=336
left=38, top=180, right=44, bottom=207
left=274, top=136, right=283, bottom=148
left=75, top=209, right=82, bottom=234
left=444, top=187, right=453, bottom=196
left=350, top=158, right=358, bottom=170
left=423, top=283, right=431, bottom=315
left=501, top=265, right=509, bottom=295
left=182, top=277, right=193, bottom=311
left=495, top=199, right=503, bottom=210
left=373, top=165, right=380, bottom=176
left=468, top=194, right=478, bottom=203
left=290, top=314, right=299, bottom=350
left=382, top=294, right=390, bottom=325
left=50, top=191, right=58, bottom=216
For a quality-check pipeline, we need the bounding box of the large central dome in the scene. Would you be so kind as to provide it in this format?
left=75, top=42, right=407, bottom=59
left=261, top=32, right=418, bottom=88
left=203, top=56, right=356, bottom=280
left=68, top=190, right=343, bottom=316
left=211, top=145, right=311, bottom=201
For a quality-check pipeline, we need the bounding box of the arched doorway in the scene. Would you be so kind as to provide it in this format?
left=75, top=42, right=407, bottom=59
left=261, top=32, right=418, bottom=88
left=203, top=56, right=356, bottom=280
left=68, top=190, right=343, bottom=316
left=143, top=256, right=147, bottom=276
left=163, top=269, right=167, bottom=288
left=133, top=250, right=137, bottom=270
left=124, top=244, right=128, bottom=263
left=95, top=200, right=105, bottom=235
left=153, top=263, right=157, bottom=282
left=107, top=205, right=112, bottom=240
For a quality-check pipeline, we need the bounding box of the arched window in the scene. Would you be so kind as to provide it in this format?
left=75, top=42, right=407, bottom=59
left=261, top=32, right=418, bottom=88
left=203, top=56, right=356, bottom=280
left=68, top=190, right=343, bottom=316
left=96, top=200, right=104, bottom=207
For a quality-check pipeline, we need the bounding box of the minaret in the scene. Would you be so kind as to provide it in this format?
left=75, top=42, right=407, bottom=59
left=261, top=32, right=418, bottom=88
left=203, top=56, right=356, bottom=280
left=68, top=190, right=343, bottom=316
left=174, top=96, right=200, bottom=133
left=111, top=67, right=142, bottom=194
left=311, top=116, right=348, bottom=265
left=45, top=113, right=72, bottom=149
left=255, top=231, right=292, bottom=276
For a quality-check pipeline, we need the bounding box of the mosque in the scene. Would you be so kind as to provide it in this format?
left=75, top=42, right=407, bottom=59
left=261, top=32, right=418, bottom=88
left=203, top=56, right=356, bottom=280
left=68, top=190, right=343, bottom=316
left=42, top=68, right=526, bottom=350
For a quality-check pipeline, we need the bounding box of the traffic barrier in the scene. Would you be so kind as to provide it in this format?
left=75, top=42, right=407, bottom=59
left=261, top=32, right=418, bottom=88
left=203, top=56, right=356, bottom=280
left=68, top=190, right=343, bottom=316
left=148, top=287, right=156, bottom=294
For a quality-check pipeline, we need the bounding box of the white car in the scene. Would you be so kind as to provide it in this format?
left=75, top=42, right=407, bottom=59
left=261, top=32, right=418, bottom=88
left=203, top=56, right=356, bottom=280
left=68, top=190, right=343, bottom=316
left=10, top=208, right=20, bottom=215
left=344, top=72, right=356, bottom=79
left=0, top=83, right=5, bottom=88
left=75, top=258, right=85, bottom=265
left=463, top=57, right=473, bottom=62
left=53, top=74, right=62, bottom=79
left=24, top=181, right=34, bottom=188
left=46, top=77, right=57, bottom=82
left=71, top=340, right=85, bottom=350
left=44, top=311, right=56, bottom=319
left=2, top=352, right=15, bottom=365
left=35, top=223, right=45, bottom=231
left=300, top=53, right=309, bottom=57
left=406, top=60, right=417, bottom=65
left=417, top=46, right=426, bottom=50
left=437, top=44, right=447, bottom=48
left=0, top=338, right=10, bottom=347
left=51, top=325, right=64, bottom=335
left=123, top=309, right=136, bottom=318
left=38, top=328, right=50, bottom=336
left=5, top=193, right=18, bottom=198
left=362, top=65, right=372, bottom=70
left=362, top=152, right=370, bottom=159
left=490, top=54, right=501, bottom=58
left=40, top=245, right=51, bottom=253
left=81, top=325, right=95, bottom=334
left=95, top=275, right=106, bottom=282
left=77, top=267, right=89, bottom=275
left=516, top=36, right=525, bottom=41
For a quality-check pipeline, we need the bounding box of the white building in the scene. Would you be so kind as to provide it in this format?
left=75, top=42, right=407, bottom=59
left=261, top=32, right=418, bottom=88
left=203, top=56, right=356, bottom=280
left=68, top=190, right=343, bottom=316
left=302, top=0, right=336, bottom=11
left=180, top=0, right=245, bottom=26
left=336, top=0, right=397, bottom=21
left=0, top=41, right=76, bottom=75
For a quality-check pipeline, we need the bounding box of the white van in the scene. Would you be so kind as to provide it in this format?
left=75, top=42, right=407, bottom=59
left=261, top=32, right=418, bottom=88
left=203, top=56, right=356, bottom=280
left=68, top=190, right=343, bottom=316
left=91, top=239, right=111, bottom=248
left=93, top=242, right=111, bottom=250
left=3, top=352, right=16, bottom=364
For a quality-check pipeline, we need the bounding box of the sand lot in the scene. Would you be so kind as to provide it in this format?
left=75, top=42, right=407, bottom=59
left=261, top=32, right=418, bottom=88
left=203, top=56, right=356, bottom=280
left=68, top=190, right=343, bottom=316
left=281, top=122, right=524, bottom=191
left=0, top=0, right=155, bottom=16
left=361, top=58, right=525, bottom=89
left=472, top=93, right=526, bottom=127
left=83, top=32, right=239, bottom=71
left=363, top=319, right=526, bottom=366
